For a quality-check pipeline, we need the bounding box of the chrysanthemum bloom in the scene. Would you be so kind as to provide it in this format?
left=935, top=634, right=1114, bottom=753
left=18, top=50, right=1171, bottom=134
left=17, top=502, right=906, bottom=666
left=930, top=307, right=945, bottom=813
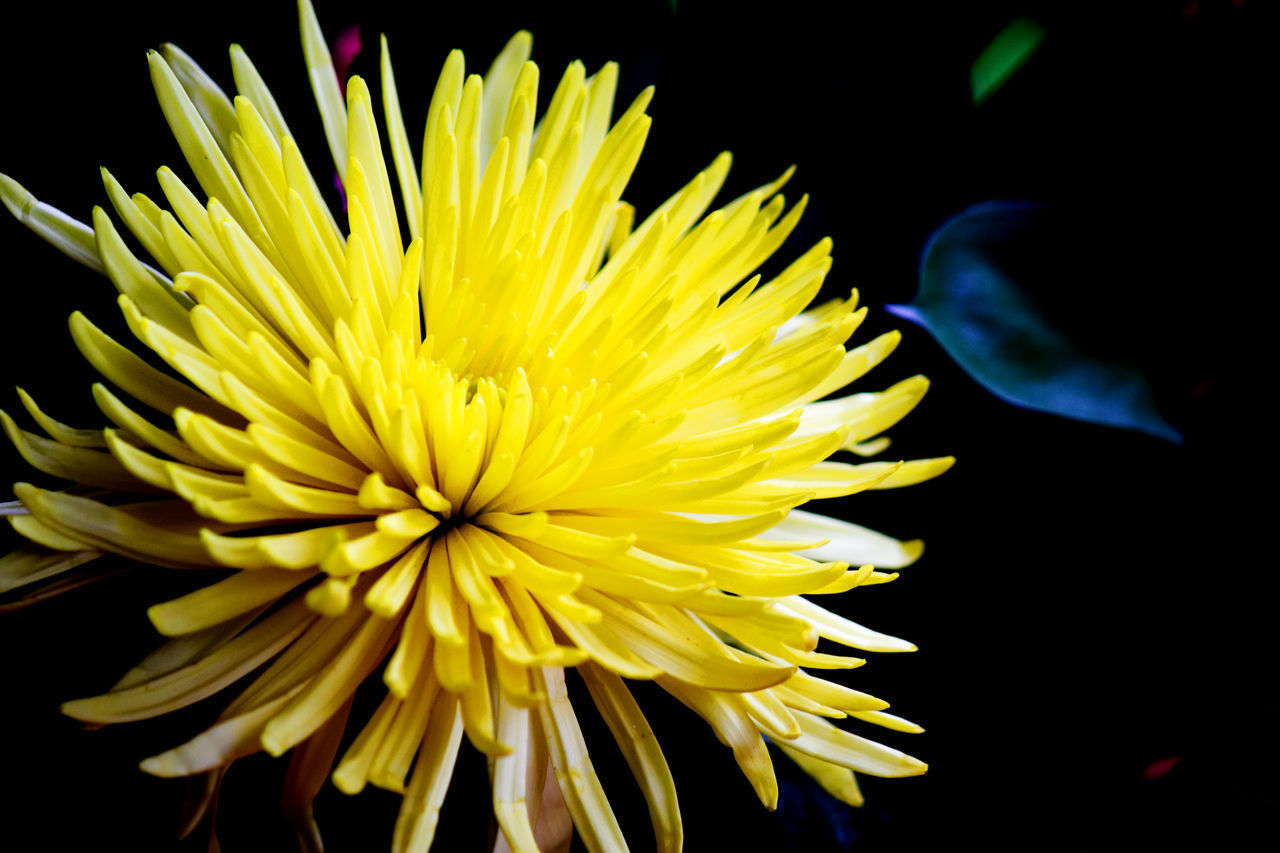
left=0, top=1, right=951, bottom=849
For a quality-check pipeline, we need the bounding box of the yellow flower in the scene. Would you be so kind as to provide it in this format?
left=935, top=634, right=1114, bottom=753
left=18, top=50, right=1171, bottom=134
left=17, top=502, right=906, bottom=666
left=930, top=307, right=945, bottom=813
left=0, top=1, right=951, bottom=849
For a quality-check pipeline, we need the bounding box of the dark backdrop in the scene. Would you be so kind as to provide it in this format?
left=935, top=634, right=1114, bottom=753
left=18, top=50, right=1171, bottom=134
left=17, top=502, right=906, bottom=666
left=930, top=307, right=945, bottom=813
left=0, top=1, right=1270, bottom=851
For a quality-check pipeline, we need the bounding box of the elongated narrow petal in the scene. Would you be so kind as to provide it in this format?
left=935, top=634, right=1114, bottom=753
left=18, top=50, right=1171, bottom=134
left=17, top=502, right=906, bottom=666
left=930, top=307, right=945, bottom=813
left=579, top=662, right=682, bottom=852
left=0, top=172, right=104, bottom=272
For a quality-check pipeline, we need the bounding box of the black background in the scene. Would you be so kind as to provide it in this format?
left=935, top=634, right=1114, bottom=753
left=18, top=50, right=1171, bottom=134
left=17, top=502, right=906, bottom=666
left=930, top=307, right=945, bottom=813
left=0, top=1, right=1271, bottom=851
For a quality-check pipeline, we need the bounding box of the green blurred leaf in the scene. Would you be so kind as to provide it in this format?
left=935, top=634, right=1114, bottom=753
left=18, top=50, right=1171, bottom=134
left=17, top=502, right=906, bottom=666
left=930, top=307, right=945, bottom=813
left=971, top=17, right=1046, bottom=105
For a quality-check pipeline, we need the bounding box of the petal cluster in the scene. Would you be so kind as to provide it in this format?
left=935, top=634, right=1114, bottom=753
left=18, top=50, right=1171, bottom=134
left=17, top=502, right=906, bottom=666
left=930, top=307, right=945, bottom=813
left=0, top=1, right=950, bottom=850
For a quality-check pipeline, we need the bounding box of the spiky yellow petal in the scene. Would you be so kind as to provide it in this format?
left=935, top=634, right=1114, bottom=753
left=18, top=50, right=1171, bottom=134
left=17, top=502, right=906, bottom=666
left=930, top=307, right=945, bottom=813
left=2, top=0, right=947, bottom=848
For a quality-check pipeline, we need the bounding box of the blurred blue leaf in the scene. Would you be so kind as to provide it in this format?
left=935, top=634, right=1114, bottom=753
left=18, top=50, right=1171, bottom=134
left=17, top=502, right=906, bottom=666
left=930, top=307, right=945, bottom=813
left=971, top=17, right=1046, bottom=105
left=775, top=771, right=862, bottom=851
left=888, top=201, right=1181, bottom=442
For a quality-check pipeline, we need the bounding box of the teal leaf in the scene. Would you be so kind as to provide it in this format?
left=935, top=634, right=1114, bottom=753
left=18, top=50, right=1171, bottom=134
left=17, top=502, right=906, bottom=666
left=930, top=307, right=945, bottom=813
left=971, top=17, right=1046, bottom=105
left=888, top=201, right=1181, bottom=442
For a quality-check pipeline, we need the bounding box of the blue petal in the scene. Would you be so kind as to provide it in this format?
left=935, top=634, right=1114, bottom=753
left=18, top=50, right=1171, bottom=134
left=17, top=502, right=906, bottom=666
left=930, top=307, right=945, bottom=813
left=889, top=201, right=1181, bottom=443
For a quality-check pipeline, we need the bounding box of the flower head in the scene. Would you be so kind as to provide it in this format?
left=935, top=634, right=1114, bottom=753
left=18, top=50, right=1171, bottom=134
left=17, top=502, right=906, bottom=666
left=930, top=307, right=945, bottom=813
left=0, top=1, right=950, bottom=849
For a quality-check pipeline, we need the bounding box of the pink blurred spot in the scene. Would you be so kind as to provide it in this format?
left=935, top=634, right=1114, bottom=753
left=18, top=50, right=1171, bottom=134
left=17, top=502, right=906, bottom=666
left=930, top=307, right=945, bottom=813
left=332, top=25, right=362, bottom=95
left=1181, top=0, right=1199, bottom=18
left=1142, top=756, right=1182, bottom=780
